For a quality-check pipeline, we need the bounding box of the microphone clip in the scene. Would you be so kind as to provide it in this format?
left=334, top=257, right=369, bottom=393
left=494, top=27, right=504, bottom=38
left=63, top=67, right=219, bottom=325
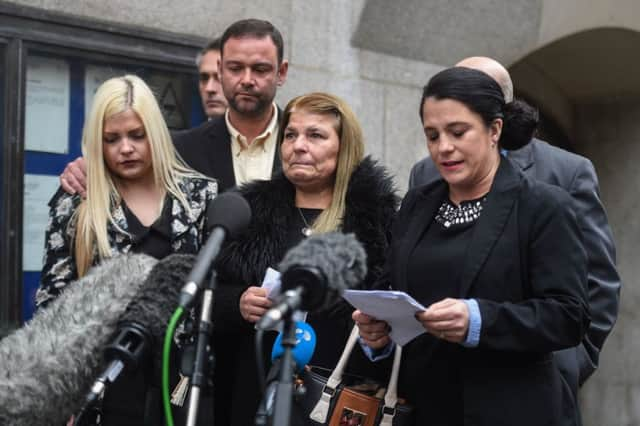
left=256, top=288, right=302, bottom=330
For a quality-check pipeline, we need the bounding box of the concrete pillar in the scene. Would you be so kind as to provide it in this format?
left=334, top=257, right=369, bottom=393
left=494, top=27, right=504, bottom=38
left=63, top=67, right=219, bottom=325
left=575, top=97, right=640, bottom=426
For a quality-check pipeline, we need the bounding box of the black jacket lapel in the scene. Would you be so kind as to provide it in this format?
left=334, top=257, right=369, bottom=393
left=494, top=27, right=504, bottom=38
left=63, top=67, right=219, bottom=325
left=395, top=182, right=448, bottom=292
left=457, top=159, right=521, bottom=297
left=207, top=120, right=236, bottom=191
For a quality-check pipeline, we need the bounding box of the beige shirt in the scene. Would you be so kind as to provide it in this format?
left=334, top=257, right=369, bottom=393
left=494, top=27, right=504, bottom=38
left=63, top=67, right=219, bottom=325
left=225, top=104, right=279, bottom=186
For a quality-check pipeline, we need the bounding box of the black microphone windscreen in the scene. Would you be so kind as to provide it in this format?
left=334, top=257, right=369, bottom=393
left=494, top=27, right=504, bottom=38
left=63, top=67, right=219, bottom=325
left=120, top=253, right=195, bottom=343
left=0, top=254, right=157, bottom=426
left=278, top=232, right=367, bottom=311
left=206, top=192, right=251, bottom=238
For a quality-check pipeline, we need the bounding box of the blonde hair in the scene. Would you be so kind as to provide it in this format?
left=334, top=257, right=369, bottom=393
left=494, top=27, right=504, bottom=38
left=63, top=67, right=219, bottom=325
left=279, top=92, right=365, bottom=233
left=75, top=75, right=200, bottom=276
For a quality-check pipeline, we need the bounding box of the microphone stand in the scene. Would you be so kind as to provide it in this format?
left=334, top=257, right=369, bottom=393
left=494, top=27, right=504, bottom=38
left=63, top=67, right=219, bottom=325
left=270, top=313, right=297, bottom=426
left=185, top=269, right=217, bottom=426
left=75, top=323, right=150, bottom=426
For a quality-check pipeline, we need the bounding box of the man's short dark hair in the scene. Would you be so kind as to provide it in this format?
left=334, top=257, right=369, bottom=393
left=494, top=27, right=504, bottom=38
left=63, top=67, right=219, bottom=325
left=196, top=37, right=222, bottom=67
left=220, top=19, right=284, bottom=64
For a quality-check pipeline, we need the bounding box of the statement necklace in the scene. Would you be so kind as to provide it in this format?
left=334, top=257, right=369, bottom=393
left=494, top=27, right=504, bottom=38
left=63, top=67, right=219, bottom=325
left=434, top=197, right=486, bottom=228
left=297, top=207, right=314, bottom=237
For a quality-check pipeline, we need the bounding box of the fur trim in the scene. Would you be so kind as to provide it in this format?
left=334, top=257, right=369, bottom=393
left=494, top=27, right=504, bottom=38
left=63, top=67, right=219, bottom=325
left=213, top=156, right=398, bottom=331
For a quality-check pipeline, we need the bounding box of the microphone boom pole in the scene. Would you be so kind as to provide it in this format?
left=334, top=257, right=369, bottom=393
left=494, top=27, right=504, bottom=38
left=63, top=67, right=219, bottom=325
left=271, top=312, right=297, bottom=426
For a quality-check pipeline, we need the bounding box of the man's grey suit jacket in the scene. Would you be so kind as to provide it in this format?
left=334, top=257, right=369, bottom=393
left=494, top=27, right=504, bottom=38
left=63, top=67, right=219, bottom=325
left=409, top=138, right=621, bottom=397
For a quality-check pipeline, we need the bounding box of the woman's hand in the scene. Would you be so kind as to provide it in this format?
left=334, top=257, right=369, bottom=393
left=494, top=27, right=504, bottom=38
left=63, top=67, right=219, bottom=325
left=352, top=310, right=391, bottom=349
left=239, top=286, right=272, bottom=323
left=416, top=298, right=470, bottom=343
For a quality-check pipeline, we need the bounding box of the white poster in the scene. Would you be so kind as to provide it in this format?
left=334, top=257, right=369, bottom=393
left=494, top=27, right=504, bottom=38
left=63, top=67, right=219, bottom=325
left=25, top=56, right=70, bottom=153
left=23, top=174, right=61, bottom=271
left=84, top=65, right=127, bottom=118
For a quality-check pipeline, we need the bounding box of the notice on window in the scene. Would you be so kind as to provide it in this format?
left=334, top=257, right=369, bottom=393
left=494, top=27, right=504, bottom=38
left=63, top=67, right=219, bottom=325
left=23, top=174, right=61, bottom=271
left=85, top=65, right=128, bottom=118
left=25, top=56, right=70, bottom=153
left=148, top=73, right=186, bottom=129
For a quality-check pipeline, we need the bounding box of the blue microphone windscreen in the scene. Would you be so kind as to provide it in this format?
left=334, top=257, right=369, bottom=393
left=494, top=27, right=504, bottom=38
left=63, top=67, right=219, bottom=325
left=271, top=322, right=316, bottom=371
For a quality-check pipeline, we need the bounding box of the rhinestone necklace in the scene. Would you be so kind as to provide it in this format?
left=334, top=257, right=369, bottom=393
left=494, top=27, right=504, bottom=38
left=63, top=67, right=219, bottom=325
left=434, top=197, right=486, bottom=229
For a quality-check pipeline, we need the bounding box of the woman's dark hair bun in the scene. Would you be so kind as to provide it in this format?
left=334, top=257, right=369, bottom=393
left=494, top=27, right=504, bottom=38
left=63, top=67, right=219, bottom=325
left=499, top=99, right=539, bottom=151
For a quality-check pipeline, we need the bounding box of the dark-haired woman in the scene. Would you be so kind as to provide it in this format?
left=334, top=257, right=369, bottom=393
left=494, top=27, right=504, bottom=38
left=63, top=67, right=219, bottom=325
left=354, top=67, right=590, bottom=426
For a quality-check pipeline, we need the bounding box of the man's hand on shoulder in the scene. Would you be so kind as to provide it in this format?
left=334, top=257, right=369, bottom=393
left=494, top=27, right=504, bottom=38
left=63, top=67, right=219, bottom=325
left=60, top=157, right=87, bottom=198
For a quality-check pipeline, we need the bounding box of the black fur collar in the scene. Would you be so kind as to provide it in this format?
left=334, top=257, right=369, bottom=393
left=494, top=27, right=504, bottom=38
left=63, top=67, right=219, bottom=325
left=217, top=156, right=398, bottom=288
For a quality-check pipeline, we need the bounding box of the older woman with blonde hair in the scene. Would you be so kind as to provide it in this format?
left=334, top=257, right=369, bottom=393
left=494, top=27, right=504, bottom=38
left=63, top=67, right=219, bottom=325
left=211, top=92, right=398, bottom=425
left=35, top=74, right=217, bottom=424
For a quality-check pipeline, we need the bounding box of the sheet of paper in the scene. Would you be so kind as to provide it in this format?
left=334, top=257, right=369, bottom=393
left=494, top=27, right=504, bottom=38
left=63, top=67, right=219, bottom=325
left=342, top=290, right=427, bottom=345
left=23, top=174, right=61, bottom=271
left=25, top=56, right=70, bottom=153
left=261, top=267, right=282, bottom=298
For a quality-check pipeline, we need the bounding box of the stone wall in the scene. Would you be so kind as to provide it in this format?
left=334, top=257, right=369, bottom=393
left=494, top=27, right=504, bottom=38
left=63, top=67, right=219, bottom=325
left=576, top=98, right=640, bottom=426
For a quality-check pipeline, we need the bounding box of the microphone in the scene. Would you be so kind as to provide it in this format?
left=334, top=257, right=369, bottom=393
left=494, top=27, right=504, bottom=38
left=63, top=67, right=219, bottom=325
left=257, top=322, right=317, bottom=424
left=270, top=321, right=317, bottom=374
left=257, top=232, right=367, bottom=330
left=82, top=254, right=196, bottom=408
left=0, top=254, right=157, bottom=426
left=179, top=192, right=251, bottom=308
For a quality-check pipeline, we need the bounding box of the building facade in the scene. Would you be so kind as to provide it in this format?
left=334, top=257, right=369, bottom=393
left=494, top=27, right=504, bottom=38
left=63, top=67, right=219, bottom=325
left=0, top=0, right=637, bottom=423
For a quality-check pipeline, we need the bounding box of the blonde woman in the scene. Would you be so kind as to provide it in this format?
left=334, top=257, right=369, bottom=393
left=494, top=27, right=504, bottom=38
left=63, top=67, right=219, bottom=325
left=210, top=92, right=398, bottom=425
left=35, top=75, right=217, bottom=425
left=36, top=75, right=216, bottom=307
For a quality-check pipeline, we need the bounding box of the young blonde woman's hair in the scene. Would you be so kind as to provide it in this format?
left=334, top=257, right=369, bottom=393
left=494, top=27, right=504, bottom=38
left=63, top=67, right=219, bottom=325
left=75, top=74, right=200, bottom=276
left=279, top=92, right=365, bottom=233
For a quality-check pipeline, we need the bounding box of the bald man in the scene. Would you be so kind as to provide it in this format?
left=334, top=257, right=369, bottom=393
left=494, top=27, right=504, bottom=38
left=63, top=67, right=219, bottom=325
left=409, top=56, right=621, bottom=417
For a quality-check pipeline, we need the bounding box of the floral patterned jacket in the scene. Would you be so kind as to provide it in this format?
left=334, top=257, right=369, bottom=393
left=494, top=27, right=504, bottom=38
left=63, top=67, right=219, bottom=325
left=35, top=176, right=217, bottom=308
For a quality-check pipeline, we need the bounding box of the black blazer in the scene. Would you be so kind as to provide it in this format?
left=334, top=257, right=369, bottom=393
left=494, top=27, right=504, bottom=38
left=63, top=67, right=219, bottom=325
left=409, top=138, right=621, bottom=396
left=394, top=159, right=590, bottom=425
left=172, top=113, right=282, bottom=192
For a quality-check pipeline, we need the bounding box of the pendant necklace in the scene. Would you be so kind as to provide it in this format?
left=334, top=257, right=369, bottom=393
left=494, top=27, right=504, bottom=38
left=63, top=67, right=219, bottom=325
left=297, top=207, right=314, bottom=237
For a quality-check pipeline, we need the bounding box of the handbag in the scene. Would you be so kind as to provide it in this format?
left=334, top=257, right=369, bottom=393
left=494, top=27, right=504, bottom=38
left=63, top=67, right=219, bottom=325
left=294, top=325, right=413, bottom=426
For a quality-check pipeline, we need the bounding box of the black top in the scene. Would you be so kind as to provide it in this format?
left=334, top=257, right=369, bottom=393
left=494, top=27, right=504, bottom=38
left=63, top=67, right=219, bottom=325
left=102, top=199, right=213, bottom=426
left=287, top=207, right=353, bottom=368
left=123, top=197, right=173, bottom=260
left=407, top=196, right=485, bottom=305
left=405, top=195, right=486, bottom=426
left=285, top=207, right=322, bottom=248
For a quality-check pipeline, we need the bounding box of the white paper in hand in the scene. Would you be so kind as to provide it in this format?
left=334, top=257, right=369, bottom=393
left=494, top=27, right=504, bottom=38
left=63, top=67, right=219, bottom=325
left=259, top=267, right=307, bottom=330
left=342, top=290, right=426, bottom=345
left=261, top=267, right=282, bottom=298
